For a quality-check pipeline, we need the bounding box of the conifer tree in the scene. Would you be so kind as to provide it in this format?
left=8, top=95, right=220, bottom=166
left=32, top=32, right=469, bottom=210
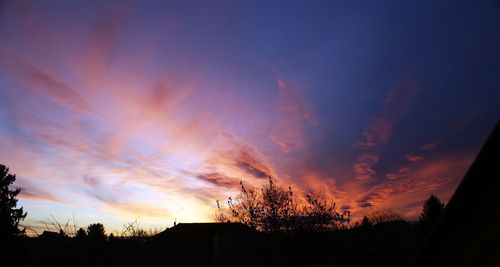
left=419, top=194, right=444, bottom=234
left=0, top=164, right=27, bottom=239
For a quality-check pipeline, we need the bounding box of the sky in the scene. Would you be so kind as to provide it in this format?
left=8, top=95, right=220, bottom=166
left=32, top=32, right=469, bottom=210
left=0, top=0, right=499, bottom=234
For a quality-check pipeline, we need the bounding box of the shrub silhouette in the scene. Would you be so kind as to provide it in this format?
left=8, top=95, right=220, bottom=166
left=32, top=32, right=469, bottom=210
left=75, top=227, right=87, bottom=241
left=360, top=215, right=372, bottom=227
left=418, top=194, right=444, bottom=234
left=366, top=208, right=402, bottom=224
left=0, top=164, right=27, bottom=240
left=120, top=219, right=153, bottom=241
left=87, top=223, right=106, bottom=241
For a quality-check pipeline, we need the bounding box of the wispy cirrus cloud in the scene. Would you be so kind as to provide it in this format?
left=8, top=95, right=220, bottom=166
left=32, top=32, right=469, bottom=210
left=352, top=153, right=379, bottom=181
left=0, top=50, right=91, bottom=114
left=196, top=172, right=240, bottom=189
left=270, top=78, right=315, bottom=153
left=204, top=136, right=276, bottom=184
left=352, top=80, right=417, bottom=181
left=405, top=153, right=424, bottom=163
left=356, top=153, right=473, bottom=212
left=385, top=167, right=412, bottom=180
left=18, top=186, right=63, bottom=203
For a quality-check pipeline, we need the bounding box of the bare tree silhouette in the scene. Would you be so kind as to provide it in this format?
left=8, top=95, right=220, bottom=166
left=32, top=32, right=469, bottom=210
left=366, top=208, right=402, bottom=224
left=218, top=176, right=349, bottom=233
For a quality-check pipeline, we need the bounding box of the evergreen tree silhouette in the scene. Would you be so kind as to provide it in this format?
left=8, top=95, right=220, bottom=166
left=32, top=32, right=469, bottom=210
left=0, top=164, right=27, bottom=240
left=419, top=194, right=444, bottom=234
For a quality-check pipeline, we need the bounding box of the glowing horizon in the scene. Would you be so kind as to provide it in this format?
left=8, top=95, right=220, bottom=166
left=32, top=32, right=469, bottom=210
left=0, top=1, right=498, bottom=234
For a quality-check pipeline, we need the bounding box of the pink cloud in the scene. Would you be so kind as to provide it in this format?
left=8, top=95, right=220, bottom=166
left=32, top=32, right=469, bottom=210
left=18, top=187, right=63, bottom=203
left=385, top=167, right=412, bottom=180
left=405, top=153, right=424, bottom=163
left=270, top=78, right=315, bottom=153
left=0, top=50, right=91, bottom=114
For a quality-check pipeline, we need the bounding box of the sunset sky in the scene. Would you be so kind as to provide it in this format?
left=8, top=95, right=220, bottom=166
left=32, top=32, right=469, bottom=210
left=1, top=0, right=499, bottom=233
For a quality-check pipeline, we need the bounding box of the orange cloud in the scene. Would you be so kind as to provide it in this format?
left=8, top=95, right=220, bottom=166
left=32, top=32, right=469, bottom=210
left=354, top=153, right=474, bottom=218
left=196, top=172, right=240, bottom=189
left=352, top=153, right=379, bottom=181
left=204, top=137, right=276, bottom=184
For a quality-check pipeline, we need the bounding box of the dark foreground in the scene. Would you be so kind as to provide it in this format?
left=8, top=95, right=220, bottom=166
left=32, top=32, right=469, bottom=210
left=2, top=221, right=420, bottom=267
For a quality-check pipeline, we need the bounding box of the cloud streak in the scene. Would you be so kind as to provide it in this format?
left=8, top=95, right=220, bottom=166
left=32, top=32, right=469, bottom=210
left=355, top=153, right=473, bottom=213
left=0, top=50, right=90, bottom=113
left=352, top=80, right=417, bottom=181
left=271, top=78, right=315, bottom=153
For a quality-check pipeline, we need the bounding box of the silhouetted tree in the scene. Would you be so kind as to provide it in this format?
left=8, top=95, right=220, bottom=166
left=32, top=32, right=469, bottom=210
left=108, top=233, right=116, bottom=242
left=259, top=177, right=295, bottom=232
left=360, top=215, right=372, bottom=227
left=302, top=190, right=350, bottom=231
left=75, top=227, right=87, bottom=241
left=213, top=200, right=230, bottom=223
left=87, top=223, right=106, bottom=242
left=220, top=176, right=348, bottom=233
left=366, top=208, right=402, bottom=224
left=0, top=164, right=27, bottom=240
left=227, top=180, right=263, bottom=229
left=418, top=194, right=444, bottom=234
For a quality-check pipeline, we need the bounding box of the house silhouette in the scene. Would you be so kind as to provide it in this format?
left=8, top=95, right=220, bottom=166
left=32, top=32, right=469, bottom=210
left=150, top=222, right=266, bottom=266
